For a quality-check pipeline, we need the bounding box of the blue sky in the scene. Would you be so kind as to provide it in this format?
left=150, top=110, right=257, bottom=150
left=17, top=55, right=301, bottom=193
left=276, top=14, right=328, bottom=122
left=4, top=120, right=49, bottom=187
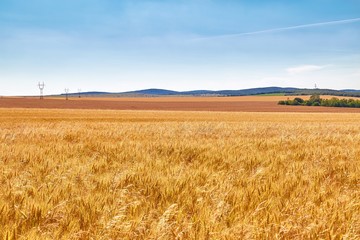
left=0, top=0, right=359, bottom=95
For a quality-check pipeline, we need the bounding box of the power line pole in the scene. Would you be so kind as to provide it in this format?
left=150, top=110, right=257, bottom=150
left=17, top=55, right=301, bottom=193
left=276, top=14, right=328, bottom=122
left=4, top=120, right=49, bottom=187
left=78, top=89, right=81, bottom=98
left=64, top=88, right=69, bottom=100
left=38, top=82, right=45, bottom=99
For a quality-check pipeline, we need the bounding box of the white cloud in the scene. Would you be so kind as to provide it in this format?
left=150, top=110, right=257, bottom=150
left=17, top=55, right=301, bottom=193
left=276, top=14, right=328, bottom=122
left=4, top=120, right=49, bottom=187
left=194, top=17, right=360, bottom=40
left=286, top=65, right=326, bottom=74
left=350, top=70, right=360, bottom=77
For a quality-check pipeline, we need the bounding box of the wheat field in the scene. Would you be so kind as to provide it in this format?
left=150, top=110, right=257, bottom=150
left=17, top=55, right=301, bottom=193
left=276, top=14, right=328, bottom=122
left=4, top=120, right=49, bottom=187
left=0, top=108, right=359, bottom=239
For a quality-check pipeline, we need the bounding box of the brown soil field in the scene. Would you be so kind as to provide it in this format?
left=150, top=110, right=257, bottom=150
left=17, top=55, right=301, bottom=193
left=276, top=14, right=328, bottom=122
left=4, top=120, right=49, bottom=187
left=55, top=95, right=289, bottom=102
left=44, top=95, right=360, bottom=102
left=2, top=96, right=360, bottom=112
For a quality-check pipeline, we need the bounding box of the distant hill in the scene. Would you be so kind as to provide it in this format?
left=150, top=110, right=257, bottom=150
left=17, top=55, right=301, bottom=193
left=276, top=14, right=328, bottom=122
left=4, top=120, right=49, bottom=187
left=122, top=88, right=180, bottom=95
left=287, top=89, right=360, bottom=97
left=120, top=87, right=299, bottom=96
left=62, top=91, right=109, bottom=96
left=60, top=87, right=360, bottom=98
left=341, top=89, right=360, bottom=93
left=213, top=87, right=299, bottom=96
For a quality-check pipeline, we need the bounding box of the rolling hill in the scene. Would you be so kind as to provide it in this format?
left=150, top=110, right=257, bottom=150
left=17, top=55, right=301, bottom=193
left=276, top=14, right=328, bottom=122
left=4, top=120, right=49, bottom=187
left=61, top=87, right=360, bottom=97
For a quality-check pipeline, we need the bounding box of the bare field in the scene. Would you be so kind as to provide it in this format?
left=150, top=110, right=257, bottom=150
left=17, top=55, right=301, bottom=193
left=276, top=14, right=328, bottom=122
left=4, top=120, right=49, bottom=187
left=55, top=95, right=290, bottom=102
left=2, top=96, right=360, bottom=112
left=0, top=108, right=359, bottom=239
left=54, top=95, right=360, bottom=102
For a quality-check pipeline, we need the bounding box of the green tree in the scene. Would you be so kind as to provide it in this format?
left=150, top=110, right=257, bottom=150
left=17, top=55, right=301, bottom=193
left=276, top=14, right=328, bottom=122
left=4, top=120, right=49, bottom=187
left=294, top=97, right=305, bottom=105
left=309, top=94, right=321, bottom=105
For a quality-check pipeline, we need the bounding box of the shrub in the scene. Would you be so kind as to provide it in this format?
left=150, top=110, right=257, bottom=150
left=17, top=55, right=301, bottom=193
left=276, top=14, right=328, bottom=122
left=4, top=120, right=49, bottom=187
left=278, top=95, right=360, bottom=108
left=294, top=98, right=305, bottom=104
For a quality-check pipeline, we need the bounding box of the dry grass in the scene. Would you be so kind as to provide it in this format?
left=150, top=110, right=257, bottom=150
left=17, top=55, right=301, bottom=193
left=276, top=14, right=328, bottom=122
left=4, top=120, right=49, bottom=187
left=0, top=108, right=359, bottom=239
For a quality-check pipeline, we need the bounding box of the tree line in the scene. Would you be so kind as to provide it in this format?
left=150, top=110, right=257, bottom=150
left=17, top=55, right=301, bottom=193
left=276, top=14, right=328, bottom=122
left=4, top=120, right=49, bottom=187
left=278, top=95, right=360, bottom=108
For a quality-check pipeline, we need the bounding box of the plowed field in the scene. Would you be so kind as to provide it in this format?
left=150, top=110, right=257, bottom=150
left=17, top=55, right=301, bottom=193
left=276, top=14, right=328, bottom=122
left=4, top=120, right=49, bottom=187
left=1, top=96, right=360, bottom=112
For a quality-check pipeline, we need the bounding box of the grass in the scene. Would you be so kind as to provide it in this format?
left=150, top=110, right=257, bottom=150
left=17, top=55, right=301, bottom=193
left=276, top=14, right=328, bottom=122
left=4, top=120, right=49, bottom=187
left=0, top=108, right=359, bottom=239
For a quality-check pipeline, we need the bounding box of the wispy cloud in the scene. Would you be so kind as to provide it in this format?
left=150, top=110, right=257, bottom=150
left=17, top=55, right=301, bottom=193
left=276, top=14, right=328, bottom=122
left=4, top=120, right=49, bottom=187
left=194, top=17, right=360, bottom=40
left=350, top=70, right=360, bottom=77
left=286, top=65, right=327, bottom=74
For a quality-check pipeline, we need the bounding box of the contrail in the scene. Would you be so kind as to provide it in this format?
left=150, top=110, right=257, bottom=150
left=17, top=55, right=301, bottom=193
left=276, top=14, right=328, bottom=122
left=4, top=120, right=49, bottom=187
left=194, top=17, right=360, bottom=40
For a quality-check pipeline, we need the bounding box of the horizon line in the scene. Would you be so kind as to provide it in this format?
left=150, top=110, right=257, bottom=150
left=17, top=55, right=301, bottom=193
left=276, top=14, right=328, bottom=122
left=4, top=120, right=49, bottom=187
left=4, top=86, right=360, bottom=97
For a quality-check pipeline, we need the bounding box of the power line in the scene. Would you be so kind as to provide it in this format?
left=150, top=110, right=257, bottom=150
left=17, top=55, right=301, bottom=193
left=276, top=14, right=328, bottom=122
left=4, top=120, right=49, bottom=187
left=38, top=82, right=45, bottom=99
left=64, top=88, right=69, bottom=100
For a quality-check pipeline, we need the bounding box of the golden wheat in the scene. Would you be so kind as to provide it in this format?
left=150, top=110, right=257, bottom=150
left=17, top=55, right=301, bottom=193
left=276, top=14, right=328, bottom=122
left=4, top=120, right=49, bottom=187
left=0, top=108, right=359, bottom=239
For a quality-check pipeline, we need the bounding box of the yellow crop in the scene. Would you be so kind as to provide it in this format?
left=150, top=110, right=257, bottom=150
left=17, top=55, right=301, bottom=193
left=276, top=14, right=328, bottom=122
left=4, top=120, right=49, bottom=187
left=0, top=109, right=359, bottom=239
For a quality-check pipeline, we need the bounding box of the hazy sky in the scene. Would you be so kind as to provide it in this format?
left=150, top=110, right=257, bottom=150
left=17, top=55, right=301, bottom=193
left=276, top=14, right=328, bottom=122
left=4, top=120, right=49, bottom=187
left=1, top=0, right=360, bottom=95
